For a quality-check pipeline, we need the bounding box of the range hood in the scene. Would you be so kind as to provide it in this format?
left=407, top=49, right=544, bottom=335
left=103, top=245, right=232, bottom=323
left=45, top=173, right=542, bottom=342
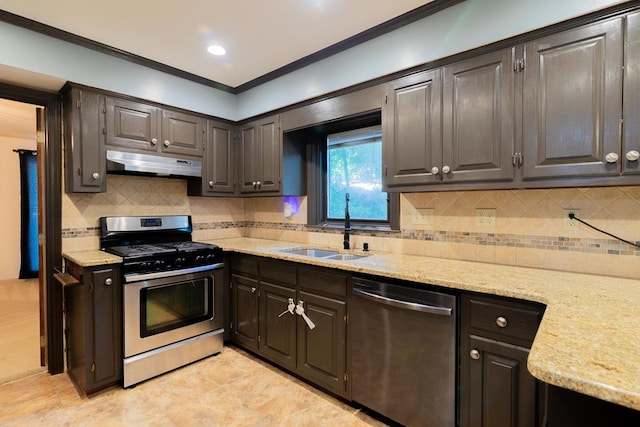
left=106, top=150, right=202, bottom=178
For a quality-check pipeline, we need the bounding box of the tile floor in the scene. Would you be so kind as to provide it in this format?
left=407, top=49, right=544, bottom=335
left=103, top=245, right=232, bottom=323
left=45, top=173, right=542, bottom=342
left=0, top=346, right=388, bottom=426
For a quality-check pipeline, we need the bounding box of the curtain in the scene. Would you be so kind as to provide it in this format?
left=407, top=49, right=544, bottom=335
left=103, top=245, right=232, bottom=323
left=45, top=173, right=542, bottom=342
left=16, top=149, right=39, bottom=279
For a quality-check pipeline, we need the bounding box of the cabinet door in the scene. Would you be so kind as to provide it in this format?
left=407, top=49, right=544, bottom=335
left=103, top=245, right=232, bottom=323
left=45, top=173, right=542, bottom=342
left=442, top=48, right=515, bottom=182
left=88, top=268, right=122, bottom=392
left=65, top=88, right=106, bottom=192
left=231, top=274, right=259, bottom=351
left=623, top=12, right=640, bottom=175
left=239, top=124, right=259, bottom=193
left=296, top=290, right=347, bottom=398
left=461, top=335, right=538, bottom=427
left=161, top=109, right=205, bottom=157
left=522, top=19, right=623, bottom=179
left=383, top=69, right=442, bottom=189
left=259, top=281, right=297, bottom=371
left=105, top=97, right=160, bottom=152
left=256, top=116, right=281, bottom=193
left=203, top=121, right=235, bottom=194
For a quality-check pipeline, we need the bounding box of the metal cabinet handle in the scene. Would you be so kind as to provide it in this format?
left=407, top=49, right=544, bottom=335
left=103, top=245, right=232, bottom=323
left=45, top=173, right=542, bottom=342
left=208, top=181, right=214, bottom=188
left=430, top=166, right=439, bottom=175
left=104, top=278, right=113, bottom=286
left=442, top=165, right=451, bottom=174
left=151, top=138, right=158, bottom=146
left=626, top=150, right=640, bottom=162
left=496, top=316, right=508, bottom=328
left=605, top=152, right=619, bottom=163
left=470, top=349, right=480, bottom=360
left=91, top=172, right=100, bottom=180
left=163, top=140, right=171, bottom=148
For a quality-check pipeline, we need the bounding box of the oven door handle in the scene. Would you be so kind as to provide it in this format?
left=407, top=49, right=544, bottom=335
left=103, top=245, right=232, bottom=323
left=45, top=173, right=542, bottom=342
left=124, top=263, right=224, bottom=283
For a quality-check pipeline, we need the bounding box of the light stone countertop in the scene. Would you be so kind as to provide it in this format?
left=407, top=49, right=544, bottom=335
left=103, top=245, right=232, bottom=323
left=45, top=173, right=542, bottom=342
left=62, top=238, right=640, bottom=411
left=211, top=237, right=640, bottom=412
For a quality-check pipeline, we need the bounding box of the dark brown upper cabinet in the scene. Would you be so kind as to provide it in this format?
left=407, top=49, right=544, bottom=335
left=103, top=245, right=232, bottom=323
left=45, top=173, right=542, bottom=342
left=623, top=11, right=640, bottom=175
left=239, top=115, right=281, bottom=194
left=63, top=87, right=106, bottom=193
left=383, top=69, right=442, bottom=189
left=188, top=119, right=235, bottom=196
left=442, top=48, right=516, bottom=183
left=522, top=18, right=623, bottom=180
left=105, top=96, right=205, bottom=158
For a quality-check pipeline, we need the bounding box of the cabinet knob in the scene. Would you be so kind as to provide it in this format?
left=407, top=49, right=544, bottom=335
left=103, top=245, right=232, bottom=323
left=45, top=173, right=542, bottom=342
left=496, top=316, right=508, bottom=328
left=163, top=140, right=171, bottom=147
left=605, top=152, right=619, bottom=163
left=252, top=181, right=257, bottom=189
left=470, top=349, right=480, bottom=360
left=256, top=181, right=261, bottom=189
left=430, top=166, right=439, bottom=175
left=208, top=181, right=214, bottom=188
left=151, top=138, right=158, bottom=146
left=626, top=150, right=640, bottom=162
left=104, top=278, right=113, bottom=286
left=91, top=172, right=100, bottom=180
left=442, top=165, right=451, bottom=174
left=251, top=287, right=256, bottom=293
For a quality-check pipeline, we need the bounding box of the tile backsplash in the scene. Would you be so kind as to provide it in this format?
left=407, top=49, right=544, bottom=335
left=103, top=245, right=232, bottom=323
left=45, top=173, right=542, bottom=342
left=62, top=175, right=640, bottom=279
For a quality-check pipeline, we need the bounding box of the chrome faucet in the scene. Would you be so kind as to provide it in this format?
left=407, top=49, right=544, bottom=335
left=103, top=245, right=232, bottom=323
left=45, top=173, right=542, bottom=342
left=344, top=193, right=351, bottom=250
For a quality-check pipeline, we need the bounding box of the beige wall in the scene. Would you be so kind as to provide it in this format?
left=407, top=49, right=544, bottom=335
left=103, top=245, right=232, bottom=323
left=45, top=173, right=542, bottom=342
left=0, top=135, right=36, bottom=279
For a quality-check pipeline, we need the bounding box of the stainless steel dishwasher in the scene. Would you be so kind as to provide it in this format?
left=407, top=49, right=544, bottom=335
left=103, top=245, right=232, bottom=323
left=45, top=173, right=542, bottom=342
left=351, top=276, right=457, bottom=427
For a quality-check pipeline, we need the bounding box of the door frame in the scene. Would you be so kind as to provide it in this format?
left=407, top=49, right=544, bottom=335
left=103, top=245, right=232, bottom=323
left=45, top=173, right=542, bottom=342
left=0, top=82, right=64, bottom=374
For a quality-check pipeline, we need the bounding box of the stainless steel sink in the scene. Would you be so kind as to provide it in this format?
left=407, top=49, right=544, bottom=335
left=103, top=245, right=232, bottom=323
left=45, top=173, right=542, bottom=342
left=279, top=247, right=339, bottom=258
left=324, top=253, right=365, bottom=261
left=279, top=247, right=365, bottom=261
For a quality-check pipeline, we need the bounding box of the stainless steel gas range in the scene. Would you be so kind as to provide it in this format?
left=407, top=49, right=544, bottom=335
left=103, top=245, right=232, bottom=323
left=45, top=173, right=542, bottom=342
left=100, top=215, right=224, bottom=387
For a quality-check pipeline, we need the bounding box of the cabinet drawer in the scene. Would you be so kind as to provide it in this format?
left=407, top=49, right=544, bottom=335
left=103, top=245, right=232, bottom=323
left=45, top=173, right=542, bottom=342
left=231, top=255, right=258, bottom=276
left=259, top=259, right=296, bottom=287
left=468, top=297, right=542, bottom=344
left=298, top=267, right=347, bottom=297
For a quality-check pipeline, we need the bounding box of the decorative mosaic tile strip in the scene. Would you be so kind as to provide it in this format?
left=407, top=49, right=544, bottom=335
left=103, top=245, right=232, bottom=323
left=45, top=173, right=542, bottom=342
left=61, top=227, right=100, bottom=238
left=61, top=221, right=640, bottom=257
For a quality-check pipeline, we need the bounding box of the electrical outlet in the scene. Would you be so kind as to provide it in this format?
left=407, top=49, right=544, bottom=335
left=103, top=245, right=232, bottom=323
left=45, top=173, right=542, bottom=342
left=412, top=208, right=434, bottom=225
left=476, top=208, right=496, bottom=227
left=563, top=209, right=579, bottom=231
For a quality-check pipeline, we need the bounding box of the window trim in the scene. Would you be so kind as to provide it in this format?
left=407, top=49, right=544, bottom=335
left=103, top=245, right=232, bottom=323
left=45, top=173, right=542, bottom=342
left=305, top=112, right=399, bottom=231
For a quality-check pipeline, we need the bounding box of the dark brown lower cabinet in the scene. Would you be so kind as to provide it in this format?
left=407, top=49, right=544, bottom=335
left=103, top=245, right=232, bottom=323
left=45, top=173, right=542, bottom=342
left=460, top=294, right=545, bottom=427
left=64, top=262, right=122, bottom=395
left=230, top=256, right=348, bottom=399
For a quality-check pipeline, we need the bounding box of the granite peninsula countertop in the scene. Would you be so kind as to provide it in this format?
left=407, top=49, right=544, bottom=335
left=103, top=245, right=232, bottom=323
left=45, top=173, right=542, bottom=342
left=63, top=238, right=640, bottom=411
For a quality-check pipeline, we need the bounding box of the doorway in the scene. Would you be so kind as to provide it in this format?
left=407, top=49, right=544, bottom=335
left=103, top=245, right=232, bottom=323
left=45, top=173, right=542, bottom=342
left=0, top=82, right=64, bottom=376
left=0, top=99, right=45, bottom=383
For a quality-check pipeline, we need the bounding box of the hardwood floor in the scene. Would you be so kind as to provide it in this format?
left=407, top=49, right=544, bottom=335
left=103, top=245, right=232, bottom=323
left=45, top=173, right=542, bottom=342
left=0, top=278, right=45, bottom=385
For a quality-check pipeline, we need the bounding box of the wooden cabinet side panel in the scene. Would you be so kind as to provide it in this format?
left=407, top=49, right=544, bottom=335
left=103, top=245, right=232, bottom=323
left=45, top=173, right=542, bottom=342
left=442, top=49, right=515, bottom=182
left=522, top=19, right=623, bottom=179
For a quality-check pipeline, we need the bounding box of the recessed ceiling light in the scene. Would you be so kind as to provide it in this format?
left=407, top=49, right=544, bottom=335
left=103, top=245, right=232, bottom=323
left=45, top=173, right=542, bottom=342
left=207, top=45, right=226, bottom=56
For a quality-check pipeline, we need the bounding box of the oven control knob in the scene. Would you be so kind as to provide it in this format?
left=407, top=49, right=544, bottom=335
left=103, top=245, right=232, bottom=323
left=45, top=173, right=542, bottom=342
left=140, top=261, right=151, bottom=271
left=195, top=255, right=205, bottom=264
left=206, top=254, right=216, bottom=263
left=175, top=257, right=185, bottom=267
left=154, top=260, right=165, bottom=270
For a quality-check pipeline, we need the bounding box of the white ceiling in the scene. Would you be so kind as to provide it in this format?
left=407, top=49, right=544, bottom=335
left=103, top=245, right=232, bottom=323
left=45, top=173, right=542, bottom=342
left=0, top=0, right=434, bottom=89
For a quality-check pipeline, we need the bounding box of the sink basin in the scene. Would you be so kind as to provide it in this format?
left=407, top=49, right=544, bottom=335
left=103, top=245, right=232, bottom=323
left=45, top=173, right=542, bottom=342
left=323, top=253, right=365, bottom=261
left=279, top=247, right=365, bottom=261
left=280, top=247, right=339, bottom=258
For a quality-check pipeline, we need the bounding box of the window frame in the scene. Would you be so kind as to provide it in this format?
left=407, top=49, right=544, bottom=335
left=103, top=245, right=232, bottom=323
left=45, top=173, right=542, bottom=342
left=305, top=112, right=399, bottom=231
